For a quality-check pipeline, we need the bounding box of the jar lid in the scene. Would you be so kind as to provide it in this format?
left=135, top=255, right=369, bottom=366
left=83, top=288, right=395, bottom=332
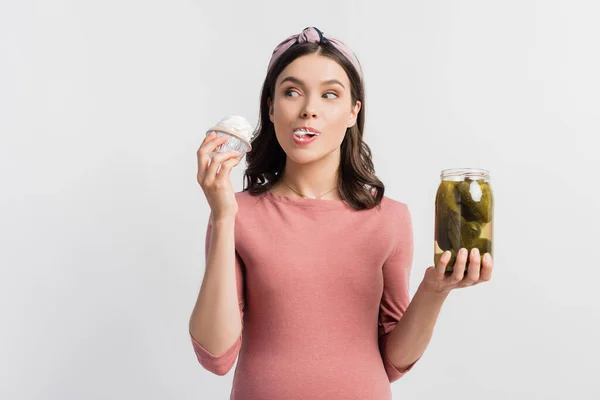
left=441, top=168, right=490, bottom=180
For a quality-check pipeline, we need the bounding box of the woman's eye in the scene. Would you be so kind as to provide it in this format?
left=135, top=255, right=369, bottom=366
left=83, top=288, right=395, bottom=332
left=323, top=92, right=338, bottom=99
left=285, top=89, right=299, bottom=97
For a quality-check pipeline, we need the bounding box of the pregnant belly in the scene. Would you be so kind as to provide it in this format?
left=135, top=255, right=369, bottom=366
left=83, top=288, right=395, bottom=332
left=230, top=350, right=392, bottom=400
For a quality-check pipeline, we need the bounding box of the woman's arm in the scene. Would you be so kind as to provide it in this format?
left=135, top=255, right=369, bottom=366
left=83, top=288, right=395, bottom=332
left=385, top=283, right=448, bottom=371
left=189, top=215, right=243, bottom=357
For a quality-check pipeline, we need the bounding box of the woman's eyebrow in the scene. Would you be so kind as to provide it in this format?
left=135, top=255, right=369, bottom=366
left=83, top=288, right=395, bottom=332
left=279, top=76, right=345, bottom=89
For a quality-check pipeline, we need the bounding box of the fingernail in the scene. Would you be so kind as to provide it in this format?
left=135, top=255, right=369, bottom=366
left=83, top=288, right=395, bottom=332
left=484, top=253, right=491, bottom=263
left=473, top=248, right=480, bottom=256
left=460, top=248, right=467, bottom=256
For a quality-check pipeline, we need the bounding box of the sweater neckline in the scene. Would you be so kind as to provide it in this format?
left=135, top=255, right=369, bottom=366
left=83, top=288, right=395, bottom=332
left=263, top=190, right=350, bottom=209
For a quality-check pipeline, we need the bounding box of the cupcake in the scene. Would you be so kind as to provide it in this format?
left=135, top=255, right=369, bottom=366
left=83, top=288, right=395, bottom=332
left=206, top=116, right=254, bottom=161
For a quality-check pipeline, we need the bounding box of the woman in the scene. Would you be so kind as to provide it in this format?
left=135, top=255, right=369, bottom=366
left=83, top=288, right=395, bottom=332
left=190, top=27, right=494, bottom=400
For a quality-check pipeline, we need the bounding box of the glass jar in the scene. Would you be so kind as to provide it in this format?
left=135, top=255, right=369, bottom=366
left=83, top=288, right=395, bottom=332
left=434, top=168, right=494, bottom=273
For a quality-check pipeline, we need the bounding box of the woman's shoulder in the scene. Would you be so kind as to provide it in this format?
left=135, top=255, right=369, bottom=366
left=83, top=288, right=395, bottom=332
left=234, top=189, right=263, bottom=204
left=380, top=194, right=410, bottom=215
left=234, top=189, right=273, bottom=211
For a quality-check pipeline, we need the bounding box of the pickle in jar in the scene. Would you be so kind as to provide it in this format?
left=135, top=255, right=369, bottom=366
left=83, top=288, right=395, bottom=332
left=434, top=182, right=460, bottom=251
left=457, top=179, right=493, bottom=223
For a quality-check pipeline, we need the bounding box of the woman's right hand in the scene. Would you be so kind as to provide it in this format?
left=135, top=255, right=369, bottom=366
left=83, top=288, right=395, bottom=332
left=197, top=132, right=241, bottom=221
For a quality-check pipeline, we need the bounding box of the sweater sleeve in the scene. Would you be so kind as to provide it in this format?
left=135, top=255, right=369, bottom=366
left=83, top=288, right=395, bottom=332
left=190, top=217, right=246, bottom=376
left=378, top=203, right=418, bottom=383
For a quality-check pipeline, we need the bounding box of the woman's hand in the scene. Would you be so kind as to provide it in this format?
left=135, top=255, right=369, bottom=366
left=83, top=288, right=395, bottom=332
left=196, top=131, right=241, bottom=221
left=421, top=248, right=494, bottom=295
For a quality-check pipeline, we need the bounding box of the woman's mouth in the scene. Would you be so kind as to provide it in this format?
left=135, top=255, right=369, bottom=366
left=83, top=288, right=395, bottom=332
left=292, top=129, right=320, bottom=145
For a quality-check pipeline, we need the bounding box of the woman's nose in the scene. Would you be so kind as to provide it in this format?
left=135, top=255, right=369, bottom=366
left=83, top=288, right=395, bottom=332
left=301, top=102, right=317, bottom=118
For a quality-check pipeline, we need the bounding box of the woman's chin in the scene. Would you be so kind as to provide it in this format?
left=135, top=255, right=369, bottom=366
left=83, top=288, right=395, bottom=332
left=284, top=151, right=323, bottom=165
left=288, top=155, right=315, bottom=163
left=284, top=144, right=342, bottom=165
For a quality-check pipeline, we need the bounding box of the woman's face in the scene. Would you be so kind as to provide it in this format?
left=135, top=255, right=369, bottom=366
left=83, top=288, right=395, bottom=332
left=268, top=53, right=361, bottom=165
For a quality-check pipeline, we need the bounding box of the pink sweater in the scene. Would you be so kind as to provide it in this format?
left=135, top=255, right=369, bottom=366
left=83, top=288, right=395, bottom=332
left=190, top=190, right=417, bottom=399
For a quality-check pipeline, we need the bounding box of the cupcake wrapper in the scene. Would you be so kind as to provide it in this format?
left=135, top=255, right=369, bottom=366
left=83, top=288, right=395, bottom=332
left=206, top=131, right=251, bottom=162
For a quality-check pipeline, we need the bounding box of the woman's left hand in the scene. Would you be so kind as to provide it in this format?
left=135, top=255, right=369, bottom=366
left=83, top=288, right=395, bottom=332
left=421, top=248, right=494, bottom=295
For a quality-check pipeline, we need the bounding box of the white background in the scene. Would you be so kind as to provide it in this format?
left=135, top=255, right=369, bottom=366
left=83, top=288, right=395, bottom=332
left=1, top=0, right=599, bottom=399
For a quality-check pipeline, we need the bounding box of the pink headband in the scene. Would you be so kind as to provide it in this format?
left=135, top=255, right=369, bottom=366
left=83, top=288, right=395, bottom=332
left=267, top=27, right=363, bottom=79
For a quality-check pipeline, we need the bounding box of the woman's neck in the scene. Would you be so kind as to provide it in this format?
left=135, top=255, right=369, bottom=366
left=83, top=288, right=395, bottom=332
left=271, top=157, right=342, bottom=200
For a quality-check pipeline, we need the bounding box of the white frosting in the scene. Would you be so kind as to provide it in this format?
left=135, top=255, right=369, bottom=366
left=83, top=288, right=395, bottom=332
left=211, top=115, right=254, bottom=142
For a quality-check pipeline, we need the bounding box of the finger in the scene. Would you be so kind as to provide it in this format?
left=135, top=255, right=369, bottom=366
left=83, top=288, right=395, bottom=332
left=205, top=152, right=241, bottom=182
left=464, top=248, right=481, bottom=285
left=197, top=133, right=215, bottom=170
left=436, top=250, right=452, bottom=278
left=200, top=131, right=222, bottom=148
left=198, top=133, right=229, bottom=158
left=478, top=253, right=494, bottom=282
left=216, top=156, right=241, bottom=179
left=451, top=248, right=468, bottom=283
left=197, top=135, right=229, bottom=180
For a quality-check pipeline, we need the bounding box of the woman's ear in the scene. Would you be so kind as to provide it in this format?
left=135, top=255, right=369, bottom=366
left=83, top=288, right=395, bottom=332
left=268, top=98, right=274, bottom=122
left=347, top=100, right=362, bottom=128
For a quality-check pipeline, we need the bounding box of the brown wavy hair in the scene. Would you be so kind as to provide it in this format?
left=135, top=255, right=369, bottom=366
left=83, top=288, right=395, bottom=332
left=242, top=41, right=385, bottom=210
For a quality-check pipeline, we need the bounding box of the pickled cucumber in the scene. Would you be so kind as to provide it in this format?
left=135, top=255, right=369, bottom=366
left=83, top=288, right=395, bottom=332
left=446, top=211, right=462, bottom=250
left=435, top=212, right=452, bottom=251
left=457, top=180, right=493, bottom=223
left=472, top=237, right=493, bottom=256
left=446, top=211, right=482, bottom=250
left=434, top=182, right=460, bottom=251
left=462, top=220, right=482, bottom=243
left=436, top=181, right=460, bottom=214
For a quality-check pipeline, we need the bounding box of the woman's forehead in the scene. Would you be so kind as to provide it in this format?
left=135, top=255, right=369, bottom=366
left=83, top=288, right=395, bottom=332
left=277, top=54, right=349, bottom=86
